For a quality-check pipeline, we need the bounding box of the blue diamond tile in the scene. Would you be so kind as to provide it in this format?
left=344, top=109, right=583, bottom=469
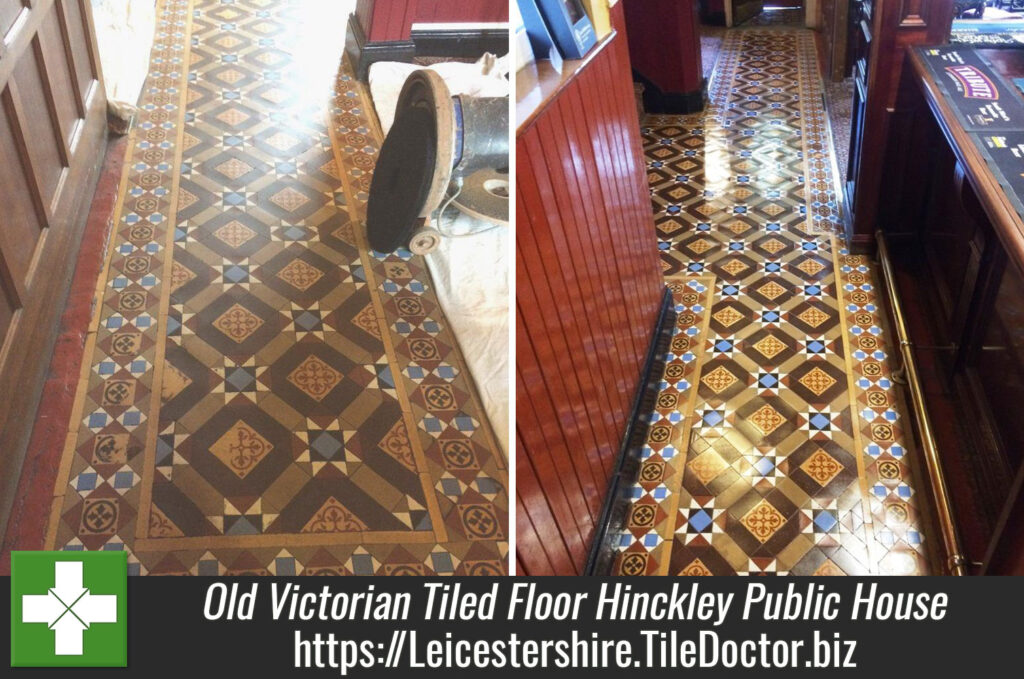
left=814, top=510, right=838, bottom=532
left=688, top=509, right=712, bottom=532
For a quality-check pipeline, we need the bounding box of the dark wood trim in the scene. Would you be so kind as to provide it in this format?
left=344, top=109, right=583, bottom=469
left=346, top=10, right=509, bottom=80
left=821, top=0, right=851, bottom=81
left=632, top=69, right=705, bottom=115
left=584, top=285, right=674, bottom=575
left=878, top=46, right=1024, bottom=573
left=849, top=0, right=955, bottom=246
left=411, top=25, right=508, bottom=59
left=0, top=101, right=107, bottom=543
left=0, top=0, right=109, bottom=542
left=345, top=11, right=415, bottom=81
left=702, top=11, right=726, bottom=26
left=848, top=230, right=875, bottom=253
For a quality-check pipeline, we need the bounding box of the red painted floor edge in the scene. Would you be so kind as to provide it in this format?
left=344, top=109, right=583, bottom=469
left=0, top=135, right=129, bottom=574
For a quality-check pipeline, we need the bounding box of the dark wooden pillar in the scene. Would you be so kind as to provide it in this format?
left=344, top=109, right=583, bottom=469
left=847, top=0, right=954, bottom=251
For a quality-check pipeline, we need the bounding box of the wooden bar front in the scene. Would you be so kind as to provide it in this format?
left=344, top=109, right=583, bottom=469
left=883, top=46, right=1024, bottom=574
left=515, top=6, right=665, bottom=575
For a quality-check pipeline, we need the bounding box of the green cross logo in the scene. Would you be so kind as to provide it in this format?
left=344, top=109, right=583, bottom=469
left=10, top=551, right=127, bottom=667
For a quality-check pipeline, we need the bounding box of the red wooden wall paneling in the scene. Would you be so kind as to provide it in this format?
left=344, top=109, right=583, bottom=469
left=515, top=6, right=665, bottom=575
left=623, top=0, right=703, bottom=94
left=415, top=0, right=508, bottom=23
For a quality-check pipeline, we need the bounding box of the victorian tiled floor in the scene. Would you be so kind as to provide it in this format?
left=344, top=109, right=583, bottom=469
left=40, top=0, right=507, bottom=575
left=609, top=27, right=933, bottom=575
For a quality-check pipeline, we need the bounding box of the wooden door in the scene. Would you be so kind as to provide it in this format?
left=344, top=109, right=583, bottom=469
left=0, top=0, right=107, bottom=516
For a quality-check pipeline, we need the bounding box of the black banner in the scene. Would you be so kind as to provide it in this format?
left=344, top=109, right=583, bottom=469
left=917, top=46, right=1024, bottom=131
left=972, top=131, right=1024, bottom=218
left=3, top=577, right=1020, bottom=676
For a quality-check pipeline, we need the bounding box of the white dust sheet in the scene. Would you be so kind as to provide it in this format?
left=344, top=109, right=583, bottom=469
left=368, top=58, right=509, bottom=456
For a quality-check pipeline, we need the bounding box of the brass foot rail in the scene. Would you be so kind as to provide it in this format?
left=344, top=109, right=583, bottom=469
left=874, top=230, right=968, bottom=576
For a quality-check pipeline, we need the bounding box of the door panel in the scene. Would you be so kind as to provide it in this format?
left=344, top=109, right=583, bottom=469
left=0, top=0, right=107, bottom=528
left=0, top=99, right=43, bottom=288
left=39, top=8, right=82, bottom=145
left=59, top=0, right=98, bottom=101
left=11, top=44, right=67, bottom=209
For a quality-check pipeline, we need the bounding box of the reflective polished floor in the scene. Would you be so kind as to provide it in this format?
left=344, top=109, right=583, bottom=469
left=39, top=0, right=507, bottom=575
left=611, top=27, right=932, bottom=576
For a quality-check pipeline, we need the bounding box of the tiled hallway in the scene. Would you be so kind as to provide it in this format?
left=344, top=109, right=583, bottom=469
left=610, top=27, right=933, bottom=576
left=12, top=0, right=506, bottom=575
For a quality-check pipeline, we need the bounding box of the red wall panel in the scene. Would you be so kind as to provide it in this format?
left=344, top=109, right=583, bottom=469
left=623, top=0, right=703, bottom=94
left=356, top=0, right=509, bottom=42
left=515, top=5, right=665, bottom=575
left=416, top=0, right=509, bottom=23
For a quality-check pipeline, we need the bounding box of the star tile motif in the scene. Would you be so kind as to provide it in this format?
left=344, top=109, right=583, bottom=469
left=43, top=0, right=507, bottom=576
left=609, top=24, right=926, bottom=577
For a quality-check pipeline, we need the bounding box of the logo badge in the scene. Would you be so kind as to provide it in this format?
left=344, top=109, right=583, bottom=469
left=10, top=551, right=127, bottom=667
left=945, top=64, right=999, bottom=100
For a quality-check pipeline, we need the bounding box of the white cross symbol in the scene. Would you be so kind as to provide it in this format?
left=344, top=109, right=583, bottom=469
left=22, top=561, right=118, bottom=655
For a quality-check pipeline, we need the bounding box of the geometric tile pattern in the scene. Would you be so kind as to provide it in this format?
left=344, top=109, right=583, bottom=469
left=46, top=0, right=506, bottom=576
left=612, top=276, right=714, bottom=576
left=610, top=28, right=929, bottom=576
